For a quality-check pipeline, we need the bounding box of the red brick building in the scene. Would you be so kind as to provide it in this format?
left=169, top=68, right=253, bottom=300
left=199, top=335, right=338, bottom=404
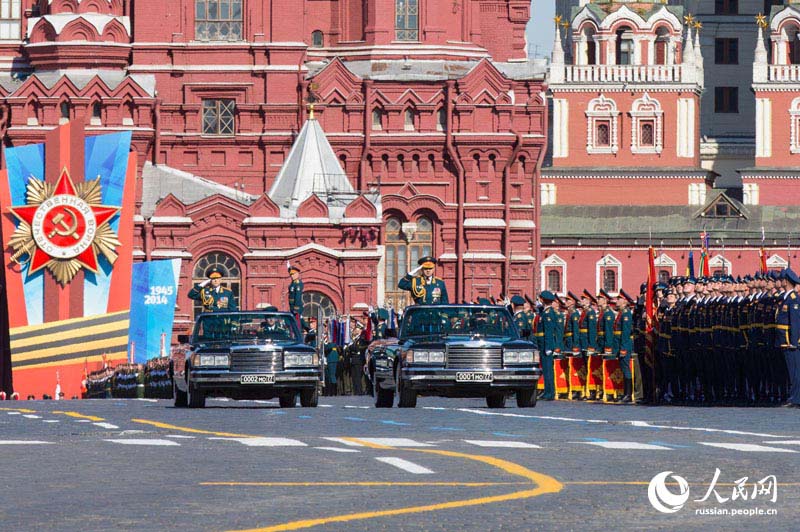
left=0, top=1, right=547, bottom=334
left=540, top=1, right=800, bottom=298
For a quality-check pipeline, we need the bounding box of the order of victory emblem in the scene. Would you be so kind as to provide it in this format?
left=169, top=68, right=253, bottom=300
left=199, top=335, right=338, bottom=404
left=8, top=168, right=121, bottom=285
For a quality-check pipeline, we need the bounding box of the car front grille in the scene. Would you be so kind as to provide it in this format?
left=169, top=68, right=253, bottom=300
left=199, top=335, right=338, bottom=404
left=446, top=346, right=502, bottom=369
left=230, top=349, right=283, bottom=372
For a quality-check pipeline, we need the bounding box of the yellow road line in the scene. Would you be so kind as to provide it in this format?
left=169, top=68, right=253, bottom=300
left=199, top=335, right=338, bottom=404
left=131, top=418, right=257, bottom=438
left=203, top=481, right=528, bottom=488
left=231, top=437, right=563, bottom=532
left=0, top=407, right=37, bottom=413
left=52, top=411, right=105, bottom=422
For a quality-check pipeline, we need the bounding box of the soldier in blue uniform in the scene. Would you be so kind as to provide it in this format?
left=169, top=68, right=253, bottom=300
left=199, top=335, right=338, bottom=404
left=188, top=267, right=238, bottom=313
left=778, top=268, right=800, bottom=407
left=398, top=256, right=449, bottom=305
left=539, top=290, right=559, bottom=400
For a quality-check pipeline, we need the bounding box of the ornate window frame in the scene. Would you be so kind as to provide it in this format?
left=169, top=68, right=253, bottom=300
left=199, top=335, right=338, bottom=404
left=586, top=95, right=619, bottom=154
left=708, top=254, right=732, bottom=275
left=767, top=254, right=788, bottom=270
left=654, top=253, right=677, bottom=276
left=630, top=93, right=663, bottom=154
left=541, top=254, right=567, bottom=296
left=790, top=97, right=800, bottom=153
left=596, top=254, right=622, bottom=295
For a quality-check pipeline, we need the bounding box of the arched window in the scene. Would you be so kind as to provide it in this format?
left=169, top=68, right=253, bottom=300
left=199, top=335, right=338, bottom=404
left=311, top=30, right=323, bottom=47
left=384, top=215, right=434, bottom=308
left=596, top=254, right=621, bottom=295
left=630, top=93, right=663, bottom=153
left=586, top=95, right=619, bottom=154
left=404, top=108, right=416, bottom=131
left=302, top=291, right=336, bottom=320
left=616, top=27, right=634, bottom=65
left=372, top=108, right=384, bottom=130
left=547, top=270, right=562, bottom=293
left=195, top=0, right=243, bottom=41
left=658, top=270, right=671, bottom=285
left=395, top=0, right=419, bottom=41
left=655, top=26, right=670, bottom=65
left=192, top=252, right=241, bottom=318
left=59, top=101, right=70, bottom=124
left=436, top=108, right=446, bottom=131
left=91, top=102, right=102, bottom=125
left=596, top=123, right=610, bottom=146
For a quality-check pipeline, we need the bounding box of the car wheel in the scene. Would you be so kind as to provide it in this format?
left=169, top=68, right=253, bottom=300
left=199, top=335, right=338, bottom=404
left=187, top=379, right=205, bottom=408
left=375, top=383, right=394, bottom=408
left=299, top=388, right=318, bottom=407
left=516, top=388, right=537, bottom=408
left=173, top=379, right=187, bottom=408
left=279, top=393, right=297, bottom=408
left=486, top=393, right=506, bottom=409
left=397, top=378, right=417, bottom=408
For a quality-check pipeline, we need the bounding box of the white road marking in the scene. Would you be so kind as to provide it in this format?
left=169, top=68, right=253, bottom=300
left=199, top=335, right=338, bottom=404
left=22, top=414, right=41, bottom=419
left=344, top=405, right=371, bottom=409
left=322, top=437, right=433, bottom=448
left=165, top=435, right=196, bottom=439
left=209, top=437, right=307, bottom=447
left=422, top=407, right=448, bottom=411
left=134, top=398, right=158, bottom=402
left=456, top=408, right=790, bottom=438
left=314, top=446, right=361, bottom=453
left=464, top=440, right=541, bottom=449
left=698, top=443, right=798, bottom=453
left=105, top=439, right=181, bottom=446
left=75, top=419, right=92, bottom=423
left=764, top=440, right=800, bottom=445
left=42, top=420, right=59, bottom=423
left=6, top=411, right=21, bottom=415
left=319, top=404, right=333, bottom=408
left=0, top=440, right=54, bottom=445
left=375, top=457, right=434, bottom=475
left=93, top=422, right=119, bottom=429
left=576, top=441, right=673, bottom=450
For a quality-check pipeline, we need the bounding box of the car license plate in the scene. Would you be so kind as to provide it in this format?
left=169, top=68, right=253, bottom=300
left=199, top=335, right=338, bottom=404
left=240, top=374, right=275, bottom=384
left=455, top=372, right=493, bottom=383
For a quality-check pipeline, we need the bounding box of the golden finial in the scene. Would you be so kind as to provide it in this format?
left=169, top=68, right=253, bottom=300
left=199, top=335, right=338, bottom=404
left=755, top=13, right=768, bottom=29
left=693, top=20, right=702, bottom=31
left=553, top=14, right=562, bottom=27
left=561, top=20, right=570, bottom=30
left=308, top=103, right=315, bottom=120
left=684, top=13, right=695, bottom=26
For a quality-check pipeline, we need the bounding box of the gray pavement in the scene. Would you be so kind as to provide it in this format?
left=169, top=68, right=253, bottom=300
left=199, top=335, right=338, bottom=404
left=0, top=397, right=798, bottom=531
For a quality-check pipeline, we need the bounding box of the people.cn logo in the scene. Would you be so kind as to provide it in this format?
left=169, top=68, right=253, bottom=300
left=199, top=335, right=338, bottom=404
left=648, top=471, right=691, bottom=513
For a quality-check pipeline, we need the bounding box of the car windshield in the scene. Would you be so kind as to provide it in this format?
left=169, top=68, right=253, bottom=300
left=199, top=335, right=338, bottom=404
left=193, top=313, right=301, bottom=344
left=401, top=307, right=517, bottom=340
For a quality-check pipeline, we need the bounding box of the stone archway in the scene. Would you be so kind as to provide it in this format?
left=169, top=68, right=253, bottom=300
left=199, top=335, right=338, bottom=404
left=192, top=251, right=241, bottom=318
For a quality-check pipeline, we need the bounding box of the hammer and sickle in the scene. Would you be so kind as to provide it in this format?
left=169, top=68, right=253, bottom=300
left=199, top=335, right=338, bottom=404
left=47, top=208, right=80, bottom=240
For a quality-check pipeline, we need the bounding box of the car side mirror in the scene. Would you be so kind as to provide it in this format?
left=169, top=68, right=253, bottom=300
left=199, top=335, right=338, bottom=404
left=177, top=334, right=190, bottom=344
left=384, top=328, right=397, bottom=338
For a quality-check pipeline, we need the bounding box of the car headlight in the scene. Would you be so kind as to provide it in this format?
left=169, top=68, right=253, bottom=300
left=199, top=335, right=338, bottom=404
left=194, top=354, right=229, bottom=367
left=285, top=353, right=316, bottom=367
left=504, top=350, right=535, bottom=365
left=408, top=350, right=445, bottom=364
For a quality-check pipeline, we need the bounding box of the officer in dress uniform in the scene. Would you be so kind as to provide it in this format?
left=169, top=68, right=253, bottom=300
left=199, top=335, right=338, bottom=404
left=614, top=290, right=635, bottom=403
left=288, top=265, right=304, bottom=317
left=512, top=295, right=531, bottom=340
left=580, top=290, right=599, bottom=399
left=398, top=256, right=449, bottom=305
left=188, top=267, right=238, bottom=312
left=566, top=292, right=583, bottom=399
left=539, top=290, right=559, bottom=400
left=778, top=268, right=800, bottom=407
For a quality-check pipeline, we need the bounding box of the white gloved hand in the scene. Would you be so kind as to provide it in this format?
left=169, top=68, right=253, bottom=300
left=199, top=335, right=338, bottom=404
left=200, top=279, right=211, bottom=287
left=409, top=265, right=423, bottom=276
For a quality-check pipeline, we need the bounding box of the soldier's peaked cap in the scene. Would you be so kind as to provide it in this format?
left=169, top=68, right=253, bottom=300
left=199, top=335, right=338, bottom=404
left=288, top=264, right=301, bottom=274
left=582, top=289, right=597, bottom=304
left=208, top=267, right=223, bottom=279
left=418, top=256, right=437, bottom=268
left=784, top=268, right=800, bottom=286
left=598, top=288, right=613, bottom=300
left=539, top=290, right=556, bottom=302
left=567, top=291, right=581, bottom=302
left=510, top=295, right=526, bottom=305
left=619, top=289, right=635, bottom=304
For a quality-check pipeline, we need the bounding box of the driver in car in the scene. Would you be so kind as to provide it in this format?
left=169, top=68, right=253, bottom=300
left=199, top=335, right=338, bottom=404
left=259, top=315, right=289, bottom=340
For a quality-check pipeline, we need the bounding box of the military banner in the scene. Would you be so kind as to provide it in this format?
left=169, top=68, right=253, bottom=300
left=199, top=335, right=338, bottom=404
left=586, top=355, right=603, bottom=395
left=568, top=356, right=586, bottom=398
left=602, top=358, right=624, bottom=400
left=555, top=357, right=569, bottom=396
left=128, top=259, right=181, bottom=363
left=0, top=124, right=137, bottom=399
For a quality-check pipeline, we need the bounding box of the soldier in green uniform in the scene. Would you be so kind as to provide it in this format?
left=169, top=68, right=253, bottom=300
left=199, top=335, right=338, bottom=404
left=188, top=267, right=238, bottom=313
left=614, top=291, right=635, bottom=403
left=580, top=290, right=598, bottom=399
left=398, top=256, right=449, bottom=305
left=539, top=290, right=559, bottom=401
left=288, top=265, right=304, bottom=316
left=512, top=295, right=531, bottom=340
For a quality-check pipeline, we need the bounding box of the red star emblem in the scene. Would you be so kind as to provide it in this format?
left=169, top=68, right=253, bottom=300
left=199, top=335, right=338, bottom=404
left=9, top=168, right=119, bottom=276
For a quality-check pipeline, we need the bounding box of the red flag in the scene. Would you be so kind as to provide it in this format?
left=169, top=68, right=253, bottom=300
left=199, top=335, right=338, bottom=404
left=759, top=247, right=768, bottom=274
left=364, top=312, right=373, bottom=342
left=645, top=247, right=658, bottom=372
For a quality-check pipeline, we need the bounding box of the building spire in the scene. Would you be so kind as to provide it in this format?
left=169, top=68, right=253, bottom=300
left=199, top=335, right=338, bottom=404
left=693, top=21, right=704, bottom=87
left=550, top=17, right=565, bottom=83
left=753, top=14, right=769, bottom=83
left=682, top=17, right=696, bottom=83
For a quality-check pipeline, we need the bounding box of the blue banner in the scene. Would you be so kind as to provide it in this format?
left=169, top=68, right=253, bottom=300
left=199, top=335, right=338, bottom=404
left=128, top=259, right=181, bottom=363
